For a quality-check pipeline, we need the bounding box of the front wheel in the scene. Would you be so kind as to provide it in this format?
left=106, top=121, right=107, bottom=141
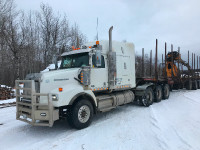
left=71, top=99, right=94, bottom=129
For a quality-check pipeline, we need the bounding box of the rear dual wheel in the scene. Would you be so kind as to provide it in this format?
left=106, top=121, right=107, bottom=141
left=142, top=87, right=154, bottom=107
left=154, top=85, right=162, bottom=102
left=142, top=84, right=170, bottom=107
left=162, top=84, right=170, bottom=99
left=192, top=80, right=198, bottom=90
left=154, top=84, right=170, bottom=101
left=186, top=80, right=192, bottom=90
left=198, top=80, right=200, bottom=89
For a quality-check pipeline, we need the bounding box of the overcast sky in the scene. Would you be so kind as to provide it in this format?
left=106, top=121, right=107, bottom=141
left=15, top=0, right=200, bottom=60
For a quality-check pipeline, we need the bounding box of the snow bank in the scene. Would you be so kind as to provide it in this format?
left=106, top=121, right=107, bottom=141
left=0, top=98, right=16, bottom=104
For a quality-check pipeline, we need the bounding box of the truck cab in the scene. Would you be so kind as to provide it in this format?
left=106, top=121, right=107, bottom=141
left=15, top=27, right=136, bottom=129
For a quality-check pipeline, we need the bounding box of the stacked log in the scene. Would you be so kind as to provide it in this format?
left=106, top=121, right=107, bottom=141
left=0, top=85, right=15, bottom=100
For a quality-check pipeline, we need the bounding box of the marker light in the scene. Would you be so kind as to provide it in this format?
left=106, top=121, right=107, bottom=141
left=59, top=88, right=63, bottom=92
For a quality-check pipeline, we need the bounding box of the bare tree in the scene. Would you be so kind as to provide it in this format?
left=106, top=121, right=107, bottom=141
left=0, top=1, right=87, bottom=87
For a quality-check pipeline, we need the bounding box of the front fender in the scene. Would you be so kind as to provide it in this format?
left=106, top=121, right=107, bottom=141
left=50, top=84, right=97, bottom=107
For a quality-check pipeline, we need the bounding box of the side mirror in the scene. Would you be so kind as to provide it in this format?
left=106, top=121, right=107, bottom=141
left=95, top=50, right=101, bottom=67
left=80, top=66, right=91, bottom=85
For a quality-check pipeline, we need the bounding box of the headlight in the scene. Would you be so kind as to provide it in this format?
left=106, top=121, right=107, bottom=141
left=52, top=94, right=58, bottom=101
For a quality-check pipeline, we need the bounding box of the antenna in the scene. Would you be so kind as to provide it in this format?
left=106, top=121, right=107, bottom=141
left=96, top=17, right=98, bottom=41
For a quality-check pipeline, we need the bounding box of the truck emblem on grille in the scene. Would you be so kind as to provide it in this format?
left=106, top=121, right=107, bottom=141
left=54, top=78, right=69, bottom=81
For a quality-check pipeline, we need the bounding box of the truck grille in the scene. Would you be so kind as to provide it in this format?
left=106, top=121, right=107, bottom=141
left=15, top=80, right=58, bottom=127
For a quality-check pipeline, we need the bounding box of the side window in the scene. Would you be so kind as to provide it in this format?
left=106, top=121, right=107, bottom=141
left=63, top=57, right=72, bottom=68
left=92, top=55, right=105, bottom=68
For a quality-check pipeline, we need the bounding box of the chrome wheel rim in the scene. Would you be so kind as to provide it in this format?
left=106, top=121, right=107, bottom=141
left=142, top=91, right=152, bottom=106
left=78, top=105, right=90, bottom=123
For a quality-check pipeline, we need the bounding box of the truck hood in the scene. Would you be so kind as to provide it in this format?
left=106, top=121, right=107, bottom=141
left=40, top=68, right=82, bottom=94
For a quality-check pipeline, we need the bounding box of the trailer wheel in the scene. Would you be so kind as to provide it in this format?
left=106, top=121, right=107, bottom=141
left=169, top=85, right=173, bottom=91
left=186, top=80, right=192, bottom=90
left=173, top=84, right=180, bottom=90
left=70, top=99, right=93, bottom=129
left=192, top=80, right=198, bottom=90
left=162, top=84, right=170, bottom=100
left=142, top=87, right=154, bottom=107
left=154, top=85, right=162, bottom=102
left=198, top=80, right=200, bottom=89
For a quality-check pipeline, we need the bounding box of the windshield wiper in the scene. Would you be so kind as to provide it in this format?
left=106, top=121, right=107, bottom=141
left=74, top=77, right=82, bottom=84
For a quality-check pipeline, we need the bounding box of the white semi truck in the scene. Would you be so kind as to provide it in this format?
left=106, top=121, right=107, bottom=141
left=15, top=26, right=170, bottom=129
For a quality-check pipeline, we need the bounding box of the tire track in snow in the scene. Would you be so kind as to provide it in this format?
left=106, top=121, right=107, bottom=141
left=150, top=106, right=160, bottom=131
left=183, top=93, right=200, bottom=105
left=150, top=91, right=196, bottom=150
left=172, top=127, right=193, bottom=150
left=150, top=106, right=169, bottom=150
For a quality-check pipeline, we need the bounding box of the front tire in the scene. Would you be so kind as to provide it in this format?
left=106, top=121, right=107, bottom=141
left=71, top=99, right=93, bottom=129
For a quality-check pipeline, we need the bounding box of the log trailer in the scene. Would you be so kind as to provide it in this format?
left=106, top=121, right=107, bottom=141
left=15, top=26, right=200, bottom=129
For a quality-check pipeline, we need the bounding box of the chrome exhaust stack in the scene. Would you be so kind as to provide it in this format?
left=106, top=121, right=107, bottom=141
left=108, top=26, right=116, bottom=90
left=109, top=26, right=113, bottom=52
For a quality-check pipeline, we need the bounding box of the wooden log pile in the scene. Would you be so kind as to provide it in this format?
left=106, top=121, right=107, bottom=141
left=0, top=85, right=15, bottom=100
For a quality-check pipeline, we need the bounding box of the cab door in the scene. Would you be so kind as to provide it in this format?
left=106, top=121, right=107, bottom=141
left=90, top=55, right=108, bottom=91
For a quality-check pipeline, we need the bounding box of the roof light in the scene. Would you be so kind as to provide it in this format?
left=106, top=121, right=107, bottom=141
left=72, top=46, right=81, bottom=50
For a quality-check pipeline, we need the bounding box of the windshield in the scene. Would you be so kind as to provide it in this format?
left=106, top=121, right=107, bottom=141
left=60, top=52, right=89, bottom=69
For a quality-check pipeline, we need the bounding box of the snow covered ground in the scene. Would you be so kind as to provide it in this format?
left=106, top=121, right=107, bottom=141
left=0, top=89, right=200, bottom=150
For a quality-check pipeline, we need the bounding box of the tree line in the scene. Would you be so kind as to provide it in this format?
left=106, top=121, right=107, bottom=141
left=0, top=0, right=86, bottom=87
left=0, top=0, right=157, bottom=87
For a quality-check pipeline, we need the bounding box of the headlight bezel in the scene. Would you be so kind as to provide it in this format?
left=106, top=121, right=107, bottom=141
left=52, top=94, right=59, bottom=101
